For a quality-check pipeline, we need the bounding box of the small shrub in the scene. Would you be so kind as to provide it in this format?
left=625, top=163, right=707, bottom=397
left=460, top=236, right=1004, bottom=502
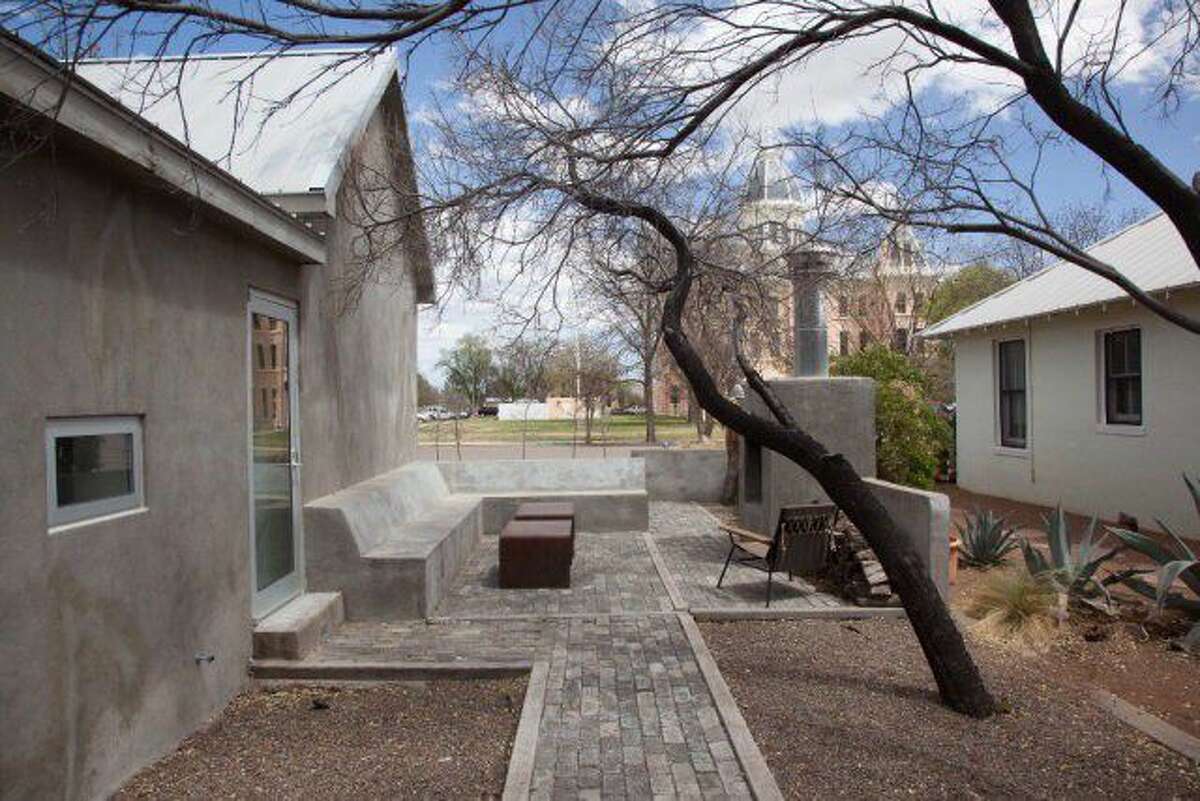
left=966, top=568, right=1060, bottom=651
left=957, top=508, right=1018, bottom=568
left=831, top=346, right=951, bottom=489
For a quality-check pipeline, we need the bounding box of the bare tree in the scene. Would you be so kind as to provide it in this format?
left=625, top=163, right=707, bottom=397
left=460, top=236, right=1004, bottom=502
left=26, top=0, right=1200, bottom=720
left=579, top=236, right=669, bottom=443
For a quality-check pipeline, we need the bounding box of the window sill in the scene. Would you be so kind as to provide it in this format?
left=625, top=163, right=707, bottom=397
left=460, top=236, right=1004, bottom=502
left=1095, top=423, right=1146, bottom=437
left=49, top=506, right=148, bottom=535
left=993, top=446, right=1030, bottom=459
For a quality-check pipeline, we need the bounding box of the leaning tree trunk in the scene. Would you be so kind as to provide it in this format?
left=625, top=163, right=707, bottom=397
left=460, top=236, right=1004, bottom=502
left=664, top=294, right=995, bottom=718
left=564, top=184, right=996, bottom=718
left=721, top=425, right=739, bottom=505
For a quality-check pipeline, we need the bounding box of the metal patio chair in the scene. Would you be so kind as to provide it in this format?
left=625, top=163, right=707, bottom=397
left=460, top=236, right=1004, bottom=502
left=716, top=503, right=839, bottom=607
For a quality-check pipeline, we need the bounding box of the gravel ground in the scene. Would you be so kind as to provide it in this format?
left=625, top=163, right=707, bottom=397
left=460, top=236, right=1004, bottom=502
left=112, top=679, right=526, bottom=800
left=701, top=618, right=1200, bottom=799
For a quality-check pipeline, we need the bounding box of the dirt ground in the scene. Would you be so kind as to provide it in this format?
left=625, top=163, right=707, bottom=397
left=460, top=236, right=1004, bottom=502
left=112, top=679, right=526, bottom=800
left=943, top=483, right=1200, bottom=739
left=702, top=618, right=1200, bottom=800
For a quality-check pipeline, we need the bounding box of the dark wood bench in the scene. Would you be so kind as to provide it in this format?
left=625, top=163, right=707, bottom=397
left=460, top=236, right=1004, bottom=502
left=514, top=501, right=575, bottom=560
left=499, top=517, right=573, bottom=589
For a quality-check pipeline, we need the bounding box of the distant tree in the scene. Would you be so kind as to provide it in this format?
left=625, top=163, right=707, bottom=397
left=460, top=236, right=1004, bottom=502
left=437, top=334, right=494, bottom=413
left=994, top=201, right=1146, bottom=279
left=417, top=372, right=441, bottom=407
left=925, top=264, right=1015, bottom=326
left=491, top=337, right=557, bottom=401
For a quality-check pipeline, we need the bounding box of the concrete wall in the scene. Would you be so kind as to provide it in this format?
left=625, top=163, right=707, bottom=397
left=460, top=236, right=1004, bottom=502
left=738, top=377, right=877, bottom=535
left=953, top=294, right=1200, bottom=535
left=631, top=448, right=727, bottom=502
left=866, top=479, right=951, bottom=598
left=300, top=89, right=420, bottom=500
left=0, top=137, right=301, bottom=801
left=436, top=458, right=646, bottom=493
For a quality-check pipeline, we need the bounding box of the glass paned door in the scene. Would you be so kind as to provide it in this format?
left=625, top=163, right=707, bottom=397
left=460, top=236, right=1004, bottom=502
left=248, top=292, right=303, bottom=617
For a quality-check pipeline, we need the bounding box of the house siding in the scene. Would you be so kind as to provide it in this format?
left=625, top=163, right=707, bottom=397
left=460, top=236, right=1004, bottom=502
left=0, top=136, right=304, bottom=801
left=299, top=85, right=420, bottom=500
left=953, top=291, right=1200, bottom=534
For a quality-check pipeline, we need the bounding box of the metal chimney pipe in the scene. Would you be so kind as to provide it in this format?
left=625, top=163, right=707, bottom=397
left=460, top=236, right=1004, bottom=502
left=791, top=250, right=832, bottom=377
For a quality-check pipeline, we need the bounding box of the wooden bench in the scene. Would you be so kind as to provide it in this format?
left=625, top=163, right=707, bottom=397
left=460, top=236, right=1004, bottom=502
left=514, top=501, right=576, bottom=560
left=500, top=517, right=573, bottom=589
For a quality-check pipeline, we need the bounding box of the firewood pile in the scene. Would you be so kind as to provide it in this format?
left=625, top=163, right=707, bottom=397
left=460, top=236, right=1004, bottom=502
left=824, top=524, right=901, bottom=607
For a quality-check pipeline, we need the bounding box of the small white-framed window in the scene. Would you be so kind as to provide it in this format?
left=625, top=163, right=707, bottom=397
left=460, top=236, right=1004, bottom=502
left=46, top=416, right=144, bottom=530
left=1100, top=327, right=1143, bottom=427
left=996, top=338, right=1027, bottom=449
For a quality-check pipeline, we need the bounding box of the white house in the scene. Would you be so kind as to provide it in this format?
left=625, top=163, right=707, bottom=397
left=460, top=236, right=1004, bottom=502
left=922, top=213, right=1200, bottom=535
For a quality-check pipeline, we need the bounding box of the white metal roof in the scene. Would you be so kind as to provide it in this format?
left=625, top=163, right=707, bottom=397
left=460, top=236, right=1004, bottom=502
left=0, top=31, right=325, bottom=264
left=76, top=48, right=396, bottom=200
left=921, top=212, right=1200, bottom=338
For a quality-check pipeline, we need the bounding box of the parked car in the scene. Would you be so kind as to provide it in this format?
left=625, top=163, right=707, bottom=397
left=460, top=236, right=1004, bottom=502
left=477, top=405, right=499, bottom=417
left=617, top=405, right=646, bottom=416
left=417, top=405, right=450, bottom=422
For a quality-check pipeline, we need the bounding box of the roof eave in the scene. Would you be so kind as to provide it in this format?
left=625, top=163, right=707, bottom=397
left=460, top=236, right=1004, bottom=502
left=1, top=34, right=326, bottom=265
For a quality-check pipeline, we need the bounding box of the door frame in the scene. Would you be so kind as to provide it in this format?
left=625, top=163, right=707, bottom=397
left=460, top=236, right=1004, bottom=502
left=247, top=289, right=305, bottom=620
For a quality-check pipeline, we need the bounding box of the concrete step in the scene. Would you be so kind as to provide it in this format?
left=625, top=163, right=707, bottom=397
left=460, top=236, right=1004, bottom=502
left=253, top=592, right=344, bottom=660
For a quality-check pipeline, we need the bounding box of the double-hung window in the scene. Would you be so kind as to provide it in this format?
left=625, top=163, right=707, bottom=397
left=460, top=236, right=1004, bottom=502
left=46, top=416, right=144, bottom=529
left=1103, top=328, right=1142, bottom=426
left=997, top=340, right=1027, bottom=448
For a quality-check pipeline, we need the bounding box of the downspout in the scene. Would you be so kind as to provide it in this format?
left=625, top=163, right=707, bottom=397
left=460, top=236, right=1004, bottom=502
left=1026, top=318, right=1035, bottom=485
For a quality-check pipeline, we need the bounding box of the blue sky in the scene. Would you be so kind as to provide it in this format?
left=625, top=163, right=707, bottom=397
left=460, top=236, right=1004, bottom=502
left=36, top=2, right=1198, bottom=382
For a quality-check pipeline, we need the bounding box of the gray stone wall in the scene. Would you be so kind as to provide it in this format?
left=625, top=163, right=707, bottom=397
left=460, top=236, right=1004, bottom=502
left=631, top=448, right=727, bottom=503
left=865, top=479, right=952, bottom=598
left=0, top=141, right=302, bottom=801
left=300, top=87, right=421, bottom=500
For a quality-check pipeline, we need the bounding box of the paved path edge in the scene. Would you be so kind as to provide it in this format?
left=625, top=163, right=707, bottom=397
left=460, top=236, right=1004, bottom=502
left=503, top=661, right=550, bottom=801
left=642, top=531, right=689, bottom=611
left=1095, top=689, right=1200, bottom=762
left=677, top=612, right=784, bottom=801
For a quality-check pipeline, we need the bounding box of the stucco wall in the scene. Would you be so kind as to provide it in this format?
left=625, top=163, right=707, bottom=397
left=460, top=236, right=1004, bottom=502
left=300, top=87, right=420, bottom=501
left=953, top=292, right=1200, bottom=534
left=0, top=138, right=302, bottom=801
left=631, top=448, right=727, bottom=502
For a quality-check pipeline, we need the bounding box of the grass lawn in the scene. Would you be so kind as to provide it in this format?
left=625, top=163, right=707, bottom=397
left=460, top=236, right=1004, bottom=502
left=418, top=413, right=721, bottom=446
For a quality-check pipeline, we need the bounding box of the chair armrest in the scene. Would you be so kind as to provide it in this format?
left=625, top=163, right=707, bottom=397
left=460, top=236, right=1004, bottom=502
left=719, top=524, right=772, bottom=545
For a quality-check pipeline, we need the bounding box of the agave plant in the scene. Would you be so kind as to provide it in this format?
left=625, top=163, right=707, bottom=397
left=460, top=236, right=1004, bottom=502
left=957, top=508, right=1019, bottom=568
left=1107, top=474, right=1200, bottom=652
left=1020, top=506, right=1120, bottom=611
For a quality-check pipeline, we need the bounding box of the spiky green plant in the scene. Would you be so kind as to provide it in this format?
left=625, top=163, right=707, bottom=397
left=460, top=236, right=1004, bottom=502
left=1020, top=506, right=1120, bottom=610
left=957, top=508, right=1019, bottom=568
left=1108, top=474, right=1200, bottom=652
left=966, top=568, right=1060, bottom=650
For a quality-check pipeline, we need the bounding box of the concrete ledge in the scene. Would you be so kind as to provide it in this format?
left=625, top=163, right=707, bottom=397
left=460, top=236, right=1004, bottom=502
left=502, top=661, right=550, bottom=801
left=632, top=448, right=727, bottom=502
left=249, top=659, right=533, bottom=681
left=1096, top=689, right=1200, bottom=762
left=865, top=478, right=952, bottom=599
left=690, top=606, right=907, bottom=622
left=677, top=612, right=784, bottom=801
left=479, top=491, right=648, bottom=535
left=253, top=592, right=345, bottom=660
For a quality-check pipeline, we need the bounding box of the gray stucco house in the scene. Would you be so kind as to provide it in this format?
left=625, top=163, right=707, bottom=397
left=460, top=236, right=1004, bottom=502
left=0, top=33, right=432, bottom=800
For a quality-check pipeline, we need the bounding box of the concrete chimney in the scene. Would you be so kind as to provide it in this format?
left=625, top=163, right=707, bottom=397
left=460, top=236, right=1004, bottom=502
left=791, top=250, right=832, bottom=377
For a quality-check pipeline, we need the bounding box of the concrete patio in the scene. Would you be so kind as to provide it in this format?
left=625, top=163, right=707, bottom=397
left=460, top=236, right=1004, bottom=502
left=279, top=501, right=889, bottom=800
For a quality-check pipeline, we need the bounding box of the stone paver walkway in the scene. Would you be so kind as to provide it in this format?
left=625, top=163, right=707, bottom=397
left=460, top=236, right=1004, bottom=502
left=438, top=531, right=674, bottom=618
left=304, top=502, right=855, bottom=800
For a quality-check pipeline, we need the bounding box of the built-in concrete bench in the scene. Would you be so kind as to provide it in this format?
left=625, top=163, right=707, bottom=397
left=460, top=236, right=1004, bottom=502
left=303, top=458, right=649, bottom=621
left=304, top=463, right=482, bottom=621
left=436, top=459, right=649, bottom=536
